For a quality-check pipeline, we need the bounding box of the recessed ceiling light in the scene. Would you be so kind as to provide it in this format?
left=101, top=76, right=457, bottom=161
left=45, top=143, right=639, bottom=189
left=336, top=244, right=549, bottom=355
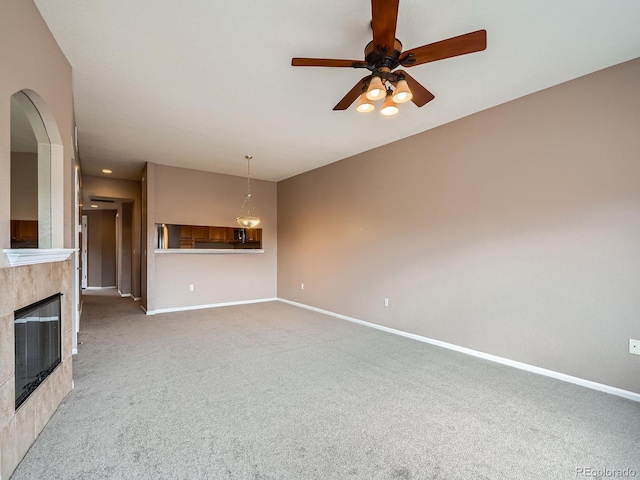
left=102, top=169, right=112, bottom=174
left=91, top=204, right=98, bottom=208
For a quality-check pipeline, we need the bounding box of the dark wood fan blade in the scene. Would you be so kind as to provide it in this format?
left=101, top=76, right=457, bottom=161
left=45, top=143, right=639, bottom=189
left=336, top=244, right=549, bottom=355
left=395, top=70, right=434, bottom=107
left=291, top=58, right=368, bottom=68
left=371, top=0, right=399, bottom=57
left=400, top=30, right=487, bottom=67
left=333, top=76, right=369, bottom=111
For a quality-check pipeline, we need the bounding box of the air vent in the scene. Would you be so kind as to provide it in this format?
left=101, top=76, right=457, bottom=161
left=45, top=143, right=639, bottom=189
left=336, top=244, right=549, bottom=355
left=89, top=197, right=115, bottom=203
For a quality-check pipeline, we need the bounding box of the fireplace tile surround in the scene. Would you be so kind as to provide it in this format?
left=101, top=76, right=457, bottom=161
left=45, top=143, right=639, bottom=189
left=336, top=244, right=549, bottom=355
left=0, top=258, right=73, bottom=479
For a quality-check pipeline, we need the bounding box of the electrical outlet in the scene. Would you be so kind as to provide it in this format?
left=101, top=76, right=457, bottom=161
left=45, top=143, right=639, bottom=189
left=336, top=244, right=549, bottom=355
left=630, top=339, right=640, bottom=356
left=189, top=284, right=194, bottom=292
left=384, top=298, right=389, bottom=307
left=301, top=283, right=304, bottom=290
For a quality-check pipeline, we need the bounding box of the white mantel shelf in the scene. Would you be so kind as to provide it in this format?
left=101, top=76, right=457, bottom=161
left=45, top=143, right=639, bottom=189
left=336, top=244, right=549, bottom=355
left=4, top=248, right=75, bottom=266
left=154, top=249, right=265, bottom=254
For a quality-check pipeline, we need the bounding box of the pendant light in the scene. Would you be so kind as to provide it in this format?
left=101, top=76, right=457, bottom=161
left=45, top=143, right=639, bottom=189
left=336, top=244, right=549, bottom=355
left=235, top=155, right=261, bottom=228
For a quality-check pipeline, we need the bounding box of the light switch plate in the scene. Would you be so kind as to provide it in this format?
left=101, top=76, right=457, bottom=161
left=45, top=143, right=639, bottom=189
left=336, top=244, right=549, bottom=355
left=630, top=339, right=640, bottom=355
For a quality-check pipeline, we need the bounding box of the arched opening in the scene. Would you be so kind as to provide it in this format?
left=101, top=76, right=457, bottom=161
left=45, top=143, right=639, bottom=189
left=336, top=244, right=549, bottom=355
left=10, top=89, right=63, bottom=249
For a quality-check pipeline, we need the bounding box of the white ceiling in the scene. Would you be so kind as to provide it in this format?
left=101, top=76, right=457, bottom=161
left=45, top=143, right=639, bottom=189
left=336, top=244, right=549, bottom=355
left=33, top=0, right=640, bottom=182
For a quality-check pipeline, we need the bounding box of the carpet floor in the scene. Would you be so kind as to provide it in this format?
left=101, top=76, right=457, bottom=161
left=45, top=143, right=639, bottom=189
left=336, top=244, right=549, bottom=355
left=11, top=293, right=640, bottom=479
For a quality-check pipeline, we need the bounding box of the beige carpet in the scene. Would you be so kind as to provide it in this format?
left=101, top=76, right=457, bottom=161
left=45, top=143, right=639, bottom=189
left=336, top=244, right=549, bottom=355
left=11, top=294, right=640, bottom=479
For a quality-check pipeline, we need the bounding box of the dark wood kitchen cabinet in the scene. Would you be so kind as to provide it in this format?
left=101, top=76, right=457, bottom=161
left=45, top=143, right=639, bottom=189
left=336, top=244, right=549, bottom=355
left=11, top=220, right=38, bottom=248
left=208, top=227, right=228, bottom=242
left=165, top=224, right=262, bottom=249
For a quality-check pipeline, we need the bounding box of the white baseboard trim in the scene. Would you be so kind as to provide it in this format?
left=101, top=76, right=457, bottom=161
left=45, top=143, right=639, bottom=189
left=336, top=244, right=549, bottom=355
left=85, top=286, right=116, bottom=290
left=145, top=297, right=278, bottom=316
left=277, top=298, right=640, bottom=403
left=118, top=290, right=131, bottom=298
left=133, top=297, right=141, bottom=302
left=72, top=348, right=78, bottom=355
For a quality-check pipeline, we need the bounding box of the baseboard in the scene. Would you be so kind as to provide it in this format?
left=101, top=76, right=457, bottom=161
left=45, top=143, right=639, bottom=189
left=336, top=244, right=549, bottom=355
left=277, top=298, right=640, bottom=403
left=133, top=297, right=141, bottom=302
left=145, top=297, right=278, bottom=316
left=118, top=290, right=131, bottom=298
left=72, top=348, right=78, bottom=355
left=85, top=286, right=116, bottom=290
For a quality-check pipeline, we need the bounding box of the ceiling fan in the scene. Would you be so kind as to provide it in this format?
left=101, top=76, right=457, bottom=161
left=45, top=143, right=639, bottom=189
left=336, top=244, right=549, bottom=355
left=291, top=0, right=486, bottom=115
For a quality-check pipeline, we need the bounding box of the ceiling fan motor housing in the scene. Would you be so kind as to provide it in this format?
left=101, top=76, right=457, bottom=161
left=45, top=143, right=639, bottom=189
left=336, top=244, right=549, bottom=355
left=365, top=39, right=403, bottom=70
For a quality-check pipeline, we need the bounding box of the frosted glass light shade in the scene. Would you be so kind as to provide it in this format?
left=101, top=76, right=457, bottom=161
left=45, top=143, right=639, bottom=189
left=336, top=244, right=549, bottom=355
left=380, top=94, right=399, bottom=116
left=236, top=216, right=261, bottom=228
left=366, top=76, right=386, bottom=101
left=392, top=79, right=413, bottom=104
left=356, top=94, right=375, bottom=113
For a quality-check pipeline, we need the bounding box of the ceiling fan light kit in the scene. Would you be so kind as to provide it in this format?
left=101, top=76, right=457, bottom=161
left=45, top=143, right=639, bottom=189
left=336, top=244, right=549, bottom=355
left=291, top=0, right=487, bottom=116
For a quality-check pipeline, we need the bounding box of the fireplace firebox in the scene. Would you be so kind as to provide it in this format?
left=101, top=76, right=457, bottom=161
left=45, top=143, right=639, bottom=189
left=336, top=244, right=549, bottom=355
left=14, top=293, right=62, bottom=409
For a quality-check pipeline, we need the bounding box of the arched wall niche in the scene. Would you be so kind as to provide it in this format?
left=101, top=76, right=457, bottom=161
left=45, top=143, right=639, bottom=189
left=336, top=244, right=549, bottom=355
left=10, top=88, right=64, bottom=249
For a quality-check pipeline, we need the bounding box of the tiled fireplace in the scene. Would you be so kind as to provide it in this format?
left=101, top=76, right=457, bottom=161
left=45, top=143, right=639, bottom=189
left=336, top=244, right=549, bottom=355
left=0, top=258, right=74, bottom=479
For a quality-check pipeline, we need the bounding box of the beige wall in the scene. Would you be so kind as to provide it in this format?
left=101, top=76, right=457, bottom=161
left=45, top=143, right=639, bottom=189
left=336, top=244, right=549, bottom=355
left=0, top=1, right=75, bottom=477
left=141, top=164, right=151, bottom=310
left=145, top=163, right=277, bottom=312
left=120, top=203, right=133, bottom=295
left=278, top=58, right=640, bottom=395
left=0, top=2, right=74, bottom=251
left=86, top=210, right=117, bottom=288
